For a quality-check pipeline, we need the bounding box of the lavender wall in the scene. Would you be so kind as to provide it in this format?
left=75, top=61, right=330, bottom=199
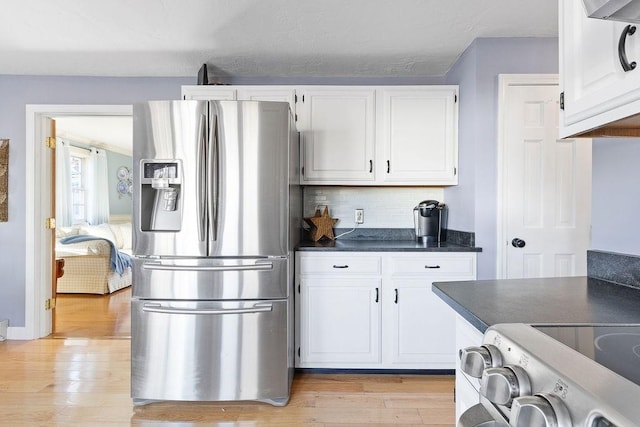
left=0, top=75, right=192, bottom=327
left=591, top=138, right=640, bottom=255
left=0, top=39, right=559, bottom=327
left=445, top=38, right=559, bottom=279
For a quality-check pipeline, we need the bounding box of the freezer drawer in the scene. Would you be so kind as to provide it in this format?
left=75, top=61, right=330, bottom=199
left=131, top=298, right=292, bottom=406
left=132, top=256, right=289, bottom=300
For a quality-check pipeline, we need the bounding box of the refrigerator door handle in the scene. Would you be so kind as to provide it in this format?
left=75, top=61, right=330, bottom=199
left=141, top=262, right=274, bottom=272
left=142, top=302, right=273, bottom=315
left=196, top=113, right=207, bottom=242
left=207, top=112, right=219, bottom=243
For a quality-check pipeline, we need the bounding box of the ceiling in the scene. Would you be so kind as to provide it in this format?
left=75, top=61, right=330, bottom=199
left=55, top=116, right=133, bottom=155
left=16, top=1, right=558, bottom=152
left=2, top=0, right=558, bottom=78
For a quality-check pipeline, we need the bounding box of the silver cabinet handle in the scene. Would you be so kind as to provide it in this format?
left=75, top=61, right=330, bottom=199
left=142, top=302, right=273, bottom=315
left=142, top=262, right=273, bottom=272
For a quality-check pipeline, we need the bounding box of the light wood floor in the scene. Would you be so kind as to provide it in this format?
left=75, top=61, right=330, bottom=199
left=51, top=287, right=132, bottom=338
left=22, top=288, right=455, bottom=425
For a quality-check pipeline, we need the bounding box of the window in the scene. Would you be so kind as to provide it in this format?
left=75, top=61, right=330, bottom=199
left=69, top=147, right=88, bottom=224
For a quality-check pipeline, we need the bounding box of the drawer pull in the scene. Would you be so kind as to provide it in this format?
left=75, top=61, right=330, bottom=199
left=394, top=288, right=398, bottom=304
left=375, top=287, right=379, bottom=303
left=425, top=265, right=441, bottom=269
left=332, top=265, right=349, bottom=269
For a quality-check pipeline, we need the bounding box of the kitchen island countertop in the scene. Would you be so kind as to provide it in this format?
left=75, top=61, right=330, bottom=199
left=296, top=239, right=482, bottom=252
left=433, top=276, right=640, bottom=333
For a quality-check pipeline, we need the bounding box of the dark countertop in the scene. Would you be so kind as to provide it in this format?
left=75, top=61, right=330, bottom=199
left=433, top=276, right=640, bottom=333
left=296, top=239, right=482, bottom=252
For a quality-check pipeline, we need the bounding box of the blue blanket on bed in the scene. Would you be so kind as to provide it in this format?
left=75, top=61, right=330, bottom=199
left=59, top=234, right=132, bottom=276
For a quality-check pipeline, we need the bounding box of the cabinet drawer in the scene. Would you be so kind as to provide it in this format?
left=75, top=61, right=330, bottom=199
left=387, top=254, right=476, bottom=277
left=298, top=254, right=381, bottom=275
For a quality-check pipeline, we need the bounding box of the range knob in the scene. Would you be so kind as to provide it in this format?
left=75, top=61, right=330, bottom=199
left=459, top=345, right=503, bottom=378
left=480, top=365, right=531, bottom=407
left=510, top=394, right=572, bottom=427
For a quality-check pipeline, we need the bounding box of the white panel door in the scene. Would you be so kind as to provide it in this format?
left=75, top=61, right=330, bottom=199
left=380, top=87, right=458, bottom=184
left=298, top=88, right=376, bottom=184
left=502, top=80, right=591, bottom=278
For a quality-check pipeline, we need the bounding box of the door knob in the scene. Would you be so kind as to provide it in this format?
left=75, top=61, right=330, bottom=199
left=511, top=238, right=526, bottom=248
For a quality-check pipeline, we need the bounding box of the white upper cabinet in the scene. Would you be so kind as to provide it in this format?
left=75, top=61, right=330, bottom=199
left=297, top=87, right=376, bottom=184
left=182, top=85, right=296, bottom=114
left=182, top=86, right=237, bottom=100
left=182, top=85, right=459, bottom=185
left=379, top=87, right=458, bottom=185
left=560, top=0, right=640, bottom=137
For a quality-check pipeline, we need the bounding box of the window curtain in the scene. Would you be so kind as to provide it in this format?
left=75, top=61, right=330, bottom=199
left=55, top=140, right=73, bottom=227
left=87, top=148, right=110, bottom=225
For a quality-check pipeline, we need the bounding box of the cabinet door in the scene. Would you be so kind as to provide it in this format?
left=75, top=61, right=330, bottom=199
left=299, top=277, right=381, bottom=366
left=298, top=88, right=376, bottom=184
left=560, top=0, right=640, bottom=136
left=384, top=278, right=456, bottom=368
left=379, top=87, right=458, bottom=185
left=236, top=87, right=296, bottom=117
left=181, top=85, right=237, bottom=100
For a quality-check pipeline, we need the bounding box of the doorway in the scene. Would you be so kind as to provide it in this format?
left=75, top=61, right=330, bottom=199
left=26, top=105, right=132, bottom=339
left=51, top=115, right=133, bottom=338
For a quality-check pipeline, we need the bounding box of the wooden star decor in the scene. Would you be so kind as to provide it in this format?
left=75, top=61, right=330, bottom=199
left=304, top=206, right=339, bottom=241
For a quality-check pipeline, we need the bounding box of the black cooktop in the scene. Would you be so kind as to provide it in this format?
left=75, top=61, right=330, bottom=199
left=534, top=325, right=640, bottom=387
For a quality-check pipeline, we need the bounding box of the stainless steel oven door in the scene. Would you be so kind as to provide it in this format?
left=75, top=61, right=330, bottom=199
left=131, top=298, right=292, bottom=406
left=132, top=256, right=288, bottom=300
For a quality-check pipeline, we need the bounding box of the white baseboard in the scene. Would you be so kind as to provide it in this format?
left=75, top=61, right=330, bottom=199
left=7, top=326, right=35, bottom=340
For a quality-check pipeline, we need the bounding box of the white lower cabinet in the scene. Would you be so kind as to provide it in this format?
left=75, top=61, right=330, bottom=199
left=296, top=251, right=477, bottom=369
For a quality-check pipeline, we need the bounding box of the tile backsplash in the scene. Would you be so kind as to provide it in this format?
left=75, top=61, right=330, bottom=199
left=303, top=186, right=445, bottom=228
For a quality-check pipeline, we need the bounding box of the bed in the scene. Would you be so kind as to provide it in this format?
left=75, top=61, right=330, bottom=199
left=55, top=222, right=133, bottom=294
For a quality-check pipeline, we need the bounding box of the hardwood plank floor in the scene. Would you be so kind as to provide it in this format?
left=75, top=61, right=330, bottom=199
left=51, top=287, right=131, bottom=338
left=0, top=338, right=455, bottom=426
left=37, top=287, right=455, bottom=425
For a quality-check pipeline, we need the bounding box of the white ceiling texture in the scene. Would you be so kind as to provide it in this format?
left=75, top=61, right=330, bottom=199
left=4, top=0, right=558, bottom=152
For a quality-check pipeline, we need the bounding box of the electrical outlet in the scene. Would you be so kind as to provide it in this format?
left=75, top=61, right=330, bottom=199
left=355, top=209, right=364, bottom=224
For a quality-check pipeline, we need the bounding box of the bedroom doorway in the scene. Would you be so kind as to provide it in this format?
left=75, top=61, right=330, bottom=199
left=51, top=114, right=133, bottom=338
left=25, top=104, right=133, bottom=340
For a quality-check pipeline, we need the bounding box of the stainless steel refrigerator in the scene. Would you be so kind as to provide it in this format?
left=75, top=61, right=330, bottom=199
left=130, top=100, right=301, bottom=406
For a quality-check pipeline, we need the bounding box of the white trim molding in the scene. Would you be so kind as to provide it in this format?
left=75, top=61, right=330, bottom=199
left=22, top=104, right=132, bottom=340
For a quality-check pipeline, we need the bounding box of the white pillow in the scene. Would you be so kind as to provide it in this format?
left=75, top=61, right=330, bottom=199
left=119, top=223, right=132, bottom=250
left=79, top=223, right=117, bottom=245
left=56, top=226, right=79, bottom=238
left=109, top=224, right=124, bottom=249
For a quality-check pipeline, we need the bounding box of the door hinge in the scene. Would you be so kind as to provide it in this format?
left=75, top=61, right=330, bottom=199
left=45, top=298, right=56, bottom=310
left=45, top=217, right=56, bottom=229
left=45, top=137, right=56, bottom=149
left=560, top=92, right=564, bottom=110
